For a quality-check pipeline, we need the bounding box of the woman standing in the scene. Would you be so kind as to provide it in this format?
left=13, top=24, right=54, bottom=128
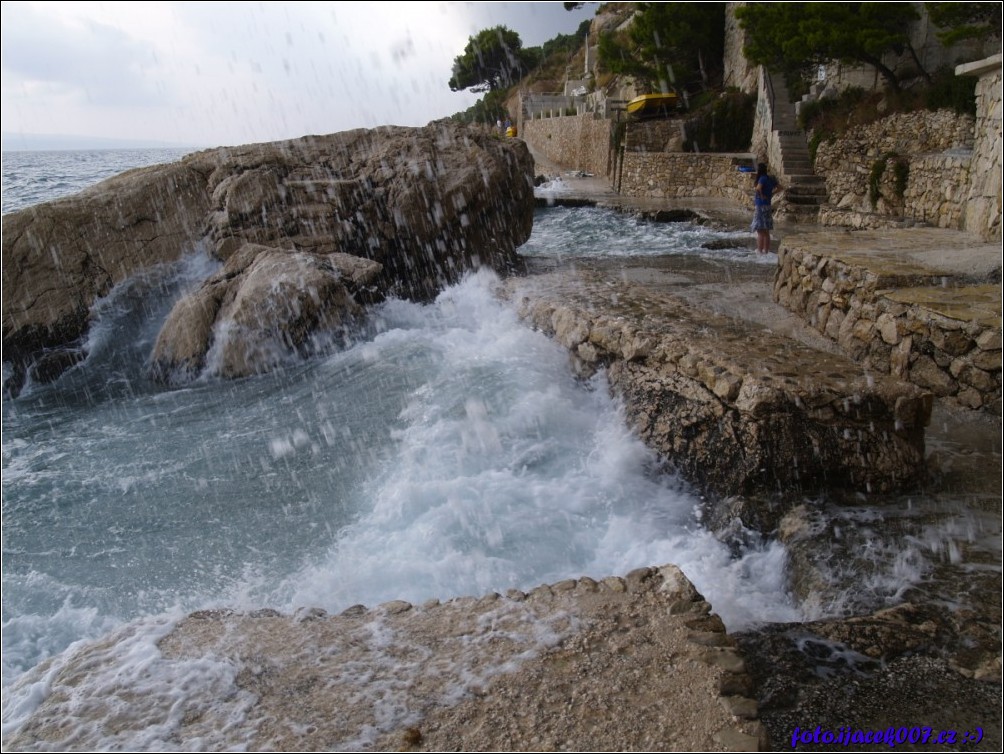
left=751, top=163, right=780, bottom=254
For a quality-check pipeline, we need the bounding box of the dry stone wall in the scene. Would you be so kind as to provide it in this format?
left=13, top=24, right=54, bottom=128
left=814, top=109, right=975, bottom=230
left=903, top=152, right=971, bottom=229
left=619, top=153, right=755, bottom=205
left=521, top=113, right=612, bottom=177
left=774, top=241, right=1001, bottom=414
left=625, top=118, right=686, bottom=153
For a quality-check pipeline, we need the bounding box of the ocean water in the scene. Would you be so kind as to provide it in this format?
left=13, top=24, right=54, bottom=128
left=1, top=148, right=196, bottom=214
left=1, top=149, right=997, bottom=747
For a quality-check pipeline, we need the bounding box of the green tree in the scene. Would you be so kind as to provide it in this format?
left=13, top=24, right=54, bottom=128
left=449, top=26, right=534, bottom=93
left=450, top=89, right=510, bottom=126
left=598, top=2, right=725, bottom=93
left=926, top=2, right=1002, bottom=46
left=736, top=3, right=925, bottom=93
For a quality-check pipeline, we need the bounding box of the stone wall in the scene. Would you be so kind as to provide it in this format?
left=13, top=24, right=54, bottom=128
left=619, top=153, right=755, bottom=205
left=521, top=113, right=612, bottom=177
left=813, top=110, right=975, bottom=229
left=902, top=152, right=971, bottom=229
left=625, top=118, right=687, bottom=153
left=961, top=56, right=1003, bottom=241
left=774, top=243, right=1002, bottom=414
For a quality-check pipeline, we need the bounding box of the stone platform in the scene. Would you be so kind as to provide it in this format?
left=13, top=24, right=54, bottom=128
left=773, top=228, right=1002, bottom=415
left=530, top=157, right=1001, bottom=420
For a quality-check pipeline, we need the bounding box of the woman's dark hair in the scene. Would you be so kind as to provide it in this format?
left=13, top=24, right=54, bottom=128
left=754, top=162, right=768, bottom=181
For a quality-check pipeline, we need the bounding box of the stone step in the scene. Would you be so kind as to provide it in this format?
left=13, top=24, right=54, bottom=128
left=783, top=160, right=813, bottom=173
left=780, top=205, right=822, bottom=221
left=784, top=194, right=827, bottom=207
left=786, top=183, right=828, bottom=196
left=785, top=174, right=826, bottom=185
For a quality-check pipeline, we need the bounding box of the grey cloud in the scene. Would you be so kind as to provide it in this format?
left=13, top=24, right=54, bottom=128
left=1, top=4, right=172, bottom=107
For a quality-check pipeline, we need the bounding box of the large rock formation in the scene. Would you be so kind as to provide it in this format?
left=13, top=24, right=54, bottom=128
left=2, top=122, right=535, bottom=390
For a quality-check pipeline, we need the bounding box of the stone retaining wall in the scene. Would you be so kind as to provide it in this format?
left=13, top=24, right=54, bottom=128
left=625, top=118, right=686, bottom=152
left=902, top=152, right=972, bottom=229
left=774, top=243, right=1002, bottom=414
left=813, top=110, right=975, bottom=229
left=619, top=153, right=755, bottom=205
left=521, top=113, right=612, bottom=177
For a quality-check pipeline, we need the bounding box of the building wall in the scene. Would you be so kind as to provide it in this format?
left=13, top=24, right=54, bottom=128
left=818, top=2, right=993, bottom=93
left=962, top=57, right=1003, bottom=241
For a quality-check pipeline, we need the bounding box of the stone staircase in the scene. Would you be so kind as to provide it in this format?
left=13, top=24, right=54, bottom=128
left=767, top=73, right=827, bottom=222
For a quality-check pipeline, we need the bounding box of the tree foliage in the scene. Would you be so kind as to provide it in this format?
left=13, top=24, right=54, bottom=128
left=597, top=2, right=725, bottom=94
left=926, top=2, right=1002, bottom=46
left=450, top=89, right=510, bottom=126
left=448, top=26, right=534, bottom=93
left=735, top=3, right=924, bottom=93
left=537, top=19, right=592, bottom=61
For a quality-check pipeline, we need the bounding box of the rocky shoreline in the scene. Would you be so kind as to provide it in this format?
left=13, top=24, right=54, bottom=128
left=2, top=127, right=1000, bottom=750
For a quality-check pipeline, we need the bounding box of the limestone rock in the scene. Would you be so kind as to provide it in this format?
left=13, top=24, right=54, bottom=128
left=505, top=268, right=930, bottom=523
left=152, top=243, right=387, bottom=381
left=2, top=564, right=765, bottom=752
left=3, top=121, right=535, bottom=391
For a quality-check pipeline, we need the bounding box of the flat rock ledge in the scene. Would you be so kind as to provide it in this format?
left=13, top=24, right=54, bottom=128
left=2, top=565, right=768, bottom=752
left=503, top=269, right=932, bottom=531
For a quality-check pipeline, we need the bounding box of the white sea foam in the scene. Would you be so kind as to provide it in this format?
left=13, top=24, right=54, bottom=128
left=4, top=204, right=994, bottom=746
left=279, top=270, right=801, bottom=628
left=520, top=204, right=755, bottom=261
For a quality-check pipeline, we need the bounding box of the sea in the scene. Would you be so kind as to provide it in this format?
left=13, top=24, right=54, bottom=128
left=1, top=148, right=999, bottom=747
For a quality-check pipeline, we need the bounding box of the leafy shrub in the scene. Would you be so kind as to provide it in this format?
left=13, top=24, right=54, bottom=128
left=869, top=152, right=909, bottom=209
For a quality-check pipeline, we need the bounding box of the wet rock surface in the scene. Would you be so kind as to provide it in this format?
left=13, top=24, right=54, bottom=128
left=2, top=121, right=535, bottom=390
left=504, top=260, right=931, bottom=524
left=2, top=566, right=768, bottom=752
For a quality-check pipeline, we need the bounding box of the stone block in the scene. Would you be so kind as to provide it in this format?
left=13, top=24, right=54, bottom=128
left=876, top=313, right=901, bottom=345
left=910, top=354, right=957, bottom=395
left=972, top=349, right=1002, bottom=371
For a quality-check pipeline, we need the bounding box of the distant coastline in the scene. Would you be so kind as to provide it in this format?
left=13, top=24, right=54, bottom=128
left=1, top=131, right=203, bottom=152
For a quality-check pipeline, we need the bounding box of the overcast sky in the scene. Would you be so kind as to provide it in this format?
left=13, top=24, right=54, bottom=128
left=1, top=1, right=596, bottom=150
